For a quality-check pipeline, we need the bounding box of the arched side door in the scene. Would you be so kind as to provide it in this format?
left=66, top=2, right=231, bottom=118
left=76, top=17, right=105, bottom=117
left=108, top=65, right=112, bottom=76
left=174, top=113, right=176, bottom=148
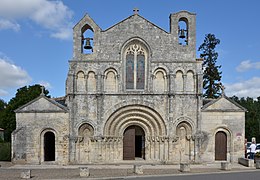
left=44, top=131, right=55, bottom=161
left=215, top=131, right=227, bottom=161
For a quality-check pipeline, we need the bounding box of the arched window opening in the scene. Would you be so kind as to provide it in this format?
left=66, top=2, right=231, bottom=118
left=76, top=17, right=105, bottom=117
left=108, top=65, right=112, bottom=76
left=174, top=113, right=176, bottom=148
left=87, top=71, right=96, bottom=92
left=76, top=71, right=86, bottom=92
left=104, top=70, right=117, bottom=92
left=186, top=71, right=194, bottom=92
left=44, top=132, right=55, bottom=161
left=136, top=53, right=145, bottom=89
left=125, top=43, right=146, bottom=90
left=176, top=71, right=184, bottom=92
left=178, top=18, right=188, bottom=46
left=82, top=25, right=94, bottom=54
left=153, top=69, right=167, bottom=93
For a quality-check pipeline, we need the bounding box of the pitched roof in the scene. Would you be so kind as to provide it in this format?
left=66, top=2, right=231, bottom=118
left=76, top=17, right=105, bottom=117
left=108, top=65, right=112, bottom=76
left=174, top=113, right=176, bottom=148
left=15, top=95, right=68, bottom=113
left=202, top=95, right=247, bottom=112
left=104, top=14, right=168, bottom=33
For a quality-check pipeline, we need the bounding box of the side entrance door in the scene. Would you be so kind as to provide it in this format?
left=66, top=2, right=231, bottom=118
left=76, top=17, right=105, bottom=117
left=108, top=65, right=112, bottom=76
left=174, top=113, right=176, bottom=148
left=215, top=131, right=227, bottom=161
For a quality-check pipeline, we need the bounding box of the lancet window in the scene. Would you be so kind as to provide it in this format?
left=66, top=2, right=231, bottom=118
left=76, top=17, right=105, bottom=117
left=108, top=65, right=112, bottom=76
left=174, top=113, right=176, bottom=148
left=125, top=44, right=146, bottom=90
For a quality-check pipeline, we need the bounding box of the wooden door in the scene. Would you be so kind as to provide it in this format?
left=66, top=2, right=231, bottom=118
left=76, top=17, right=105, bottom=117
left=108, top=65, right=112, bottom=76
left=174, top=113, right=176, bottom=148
left=123, top=126, right=135, bottom=160
left=215, top=131, right=227, bottom=161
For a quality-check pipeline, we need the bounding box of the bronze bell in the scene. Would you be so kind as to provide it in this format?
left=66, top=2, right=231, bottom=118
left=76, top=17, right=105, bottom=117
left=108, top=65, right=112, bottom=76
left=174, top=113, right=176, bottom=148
left=84, top=38, right=93, bottom=49
left=179, top=29, right=186, bottom=39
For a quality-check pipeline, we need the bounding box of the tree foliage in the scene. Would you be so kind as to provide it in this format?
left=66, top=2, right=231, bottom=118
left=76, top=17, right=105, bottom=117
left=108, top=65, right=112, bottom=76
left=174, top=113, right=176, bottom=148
left=231, top=96, right=260, bottom=142
left=198, top=33, right=222, bottom=99
left=0, top=99, right=7, bottom=129
left=0, top=84, right=49, bottom=141
left=0, top=99, right=6, bottom=111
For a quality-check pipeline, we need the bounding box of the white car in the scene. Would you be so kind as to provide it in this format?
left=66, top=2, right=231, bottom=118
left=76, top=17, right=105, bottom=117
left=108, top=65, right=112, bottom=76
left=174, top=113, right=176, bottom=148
left=246, top=143, right=260, bottom=158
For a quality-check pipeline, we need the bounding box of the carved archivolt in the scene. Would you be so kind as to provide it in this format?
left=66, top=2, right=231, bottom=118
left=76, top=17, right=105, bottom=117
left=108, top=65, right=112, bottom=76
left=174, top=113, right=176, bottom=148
left=103, top=105, right=166, bottom=137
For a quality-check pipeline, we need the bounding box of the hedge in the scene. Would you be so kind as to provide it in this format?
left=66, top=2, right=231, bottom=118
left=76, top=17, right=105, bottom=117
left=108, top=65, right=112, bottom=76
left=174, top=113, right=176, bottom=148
left=0, top=142, right=11, bottom=161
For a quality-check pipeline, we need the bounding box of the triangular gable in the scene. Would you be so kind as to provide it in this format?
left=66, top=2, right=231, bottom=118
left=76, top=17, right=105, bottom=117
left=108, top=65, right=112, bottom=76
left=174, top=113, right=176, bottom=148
left=104, top=14, right=168, bottom=34
left=73, top=13, right=101, bottom=32
left=15, top=95, right=68, bottom=113
left=202, top=95, right=247, bottom=112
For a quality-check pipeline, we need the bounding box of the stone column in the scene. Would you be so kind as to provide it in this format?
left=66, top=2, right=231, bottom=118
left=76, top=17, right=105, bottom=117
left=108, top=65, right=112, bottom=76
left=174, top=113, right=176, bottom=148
left=168, top=73, right=175, bottom=94
left=68, top=95, right=77, bottom=164
left=96, top=74, right=104, bottom=135
left=183, top=74, right=187, bottom=92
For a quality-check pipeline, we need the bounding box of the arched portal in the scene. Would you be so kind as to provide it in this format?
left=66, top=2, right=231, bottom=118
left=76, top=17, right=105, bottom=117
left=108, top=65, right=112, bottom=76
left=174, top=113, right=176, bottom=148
left=104, top=105, right=166, bottom=161
left=44, top=131, right=55, bottom=161
left=215, top=131, right=227, bottom=161
left=123, top=125, right=145, bottom=160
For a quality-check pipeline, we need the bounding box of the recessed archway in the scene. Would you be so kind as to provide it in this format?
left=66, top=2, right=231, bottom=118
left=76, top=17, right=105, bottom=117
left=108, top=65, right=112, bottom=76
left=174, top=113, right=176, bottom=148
left=104, top=105, right=166, bottom=137
left=44, top=131, right=55, bottom=161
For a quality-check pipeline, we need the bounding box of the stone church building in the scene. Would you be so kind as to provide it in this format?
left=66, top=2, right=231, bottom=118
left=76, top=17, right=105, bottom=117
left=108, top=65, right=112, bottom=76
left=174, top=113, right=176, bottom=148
left=12, top=10, right=246, bottom=165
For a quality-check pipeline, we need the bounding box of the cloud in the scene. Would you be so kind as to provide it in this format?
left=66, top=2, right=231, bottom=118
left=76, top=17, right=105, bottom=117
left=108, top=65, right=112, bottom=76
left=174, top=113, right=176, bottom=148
left=38, top=81, right=52, bottom=89
left=50, top=28, right=72, bottom=40
left=236, top=60, right=260, bottom=72
left=0, top=0, right=73, bottom=40
left=0, top=56, right=32, bottom=96
left=0, top=19, right=20, bottom=31
left=0, top=89, right=8, bottom=96
left=225, top=77, right=260, bottom=99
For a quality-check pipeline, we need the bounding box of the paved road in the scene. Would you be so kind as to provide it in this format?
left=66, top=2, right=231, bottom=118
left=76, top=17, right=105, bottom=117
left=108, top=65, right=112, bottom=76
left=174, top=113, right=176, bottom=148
left=129, top=171, right=260, bottom=180
left=0, top=162, right=258, bottom=180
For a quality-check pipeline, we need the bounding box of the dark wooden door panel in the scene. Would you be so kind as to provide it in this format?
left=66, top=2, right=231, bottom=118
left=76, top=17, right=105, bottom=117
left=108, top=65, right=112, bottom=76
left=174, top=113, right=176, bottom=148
left=123, top=126, right=135, bottom=160
left=215, top=131, right=227, bottom=161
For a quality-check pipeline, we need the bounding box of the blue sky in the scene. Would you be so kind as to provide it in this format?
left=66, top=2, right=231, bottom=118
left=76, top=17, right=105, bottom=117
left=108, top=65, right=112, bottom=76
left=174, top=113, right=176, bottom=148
left=0, top=0, right=260, bottom=102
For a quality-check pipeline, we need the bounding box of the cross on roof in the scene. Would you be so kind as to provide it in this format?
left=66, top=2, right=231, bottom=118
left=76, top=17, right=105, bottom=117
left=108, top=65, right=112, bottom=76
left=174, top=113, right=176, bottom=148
left=219, top=83, right=225, bottom=95
left=133, top=8, right=139, bottom=15
left=41, top=86, right=45, bottom=96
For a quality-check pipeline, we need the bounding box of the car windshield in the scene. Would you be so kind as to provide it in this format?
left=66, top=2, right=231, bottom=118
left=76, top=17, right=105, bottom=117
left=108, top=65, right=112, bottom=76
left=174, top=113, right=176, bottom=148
left=256, top=145, right=260, bottom=150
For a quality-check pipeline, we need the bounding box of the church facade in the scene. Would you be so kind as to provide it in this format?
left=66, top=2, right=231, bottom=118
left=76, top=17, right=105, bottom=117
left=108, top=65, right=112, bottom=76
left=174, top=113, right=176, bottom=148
left=12, top=10, right=246, bottom=165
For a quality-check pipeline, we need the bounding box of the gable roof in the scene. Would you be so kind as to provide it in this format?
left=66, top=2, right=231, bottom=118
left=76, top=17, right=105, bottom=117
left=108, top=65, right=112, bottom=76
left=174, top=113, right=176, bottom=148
left=104, top=14, right=168, bottom=33
left=15, top=95, right=68, bottom=113
left=73, top=13, right=101, bottom=31
left=202, top=95, right=247, bottom=112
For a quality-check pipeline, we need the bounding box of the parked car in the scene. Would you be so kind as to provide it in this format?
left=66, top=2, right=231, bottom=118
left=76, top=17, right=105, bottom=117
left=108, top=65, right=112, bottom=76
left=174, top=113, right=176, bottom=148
left=246, top=143, right=260, bottom=158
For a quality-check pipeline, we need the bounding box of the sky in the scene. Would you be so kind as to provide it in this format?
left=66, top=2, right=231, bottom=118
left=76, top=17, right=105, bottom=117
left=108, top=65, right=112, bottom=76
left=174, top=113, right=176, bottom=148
left=0, top=0, right=260, bottom=103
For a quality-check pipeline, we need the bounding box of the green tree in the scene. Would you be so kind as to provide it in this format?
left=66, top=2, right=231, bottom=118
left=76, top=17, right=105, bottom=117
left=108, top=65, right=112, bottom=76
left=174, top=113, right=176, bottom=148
left=198, top=33, right=222, bottom=99
left=0, top=99, right=6, bottom=111
left=231, top=96, right=260, bottom=142
left=1, top=84, right=49, bottom=141
left=0, top=99, right=7, bottom=137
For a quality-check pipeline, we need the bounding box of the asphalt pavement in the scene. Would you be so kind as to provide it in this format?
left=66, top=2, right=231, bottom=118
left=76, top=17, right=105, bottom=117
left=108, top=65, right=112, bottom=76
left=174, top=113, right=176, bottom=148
left=0, top=161, right=259, bottom=180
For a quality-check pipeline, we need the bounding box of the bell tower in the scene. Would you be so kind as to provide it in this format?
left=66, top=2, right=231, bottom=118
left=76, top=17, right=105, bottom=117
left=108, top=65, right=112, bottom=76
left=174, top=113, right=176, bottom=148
left=72, top=14, right=101, bottom=59
left=170, top=11, right=196, bottom=60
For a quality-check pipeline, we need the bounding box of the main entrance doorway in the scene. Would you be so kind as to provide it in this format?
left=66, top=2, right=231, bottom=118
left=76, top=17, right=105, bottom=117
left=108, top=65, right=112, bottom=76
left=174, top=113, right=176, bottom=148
left=215, top=131, right=227, bottom=161
left=123, top=125, right=145, bottom=160
left=44, top=131, right=55, bottom=161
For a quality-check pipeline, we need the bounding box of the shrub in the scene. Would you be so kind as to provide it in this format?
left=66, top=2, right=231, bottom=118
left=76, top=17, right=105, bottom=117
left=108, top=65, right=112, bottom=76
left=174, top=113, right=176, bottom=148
left=255, top=152, right=260, bottom=158
left=0, top=142, right=11, bottom=161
